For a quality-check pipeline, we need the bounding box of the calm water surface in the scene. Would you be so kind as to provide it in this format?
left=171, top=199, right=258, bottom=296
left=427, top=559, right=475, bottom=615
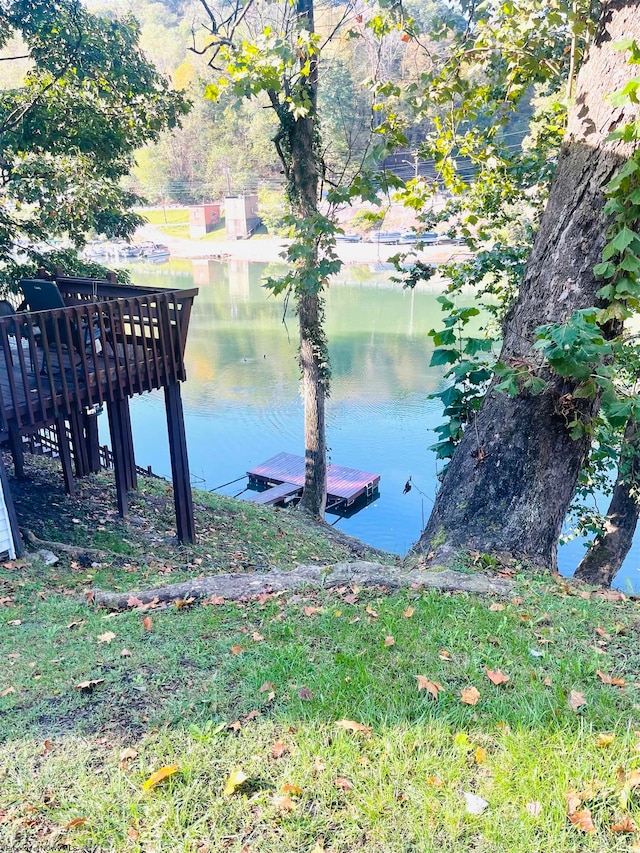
left=121, top=259, right=638, bottom=590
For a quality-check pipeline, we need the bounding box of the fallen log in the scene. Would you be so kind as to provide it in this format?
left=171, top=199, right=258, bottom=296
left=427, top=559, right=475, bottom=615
left=91, top=560, right=513, bottom=610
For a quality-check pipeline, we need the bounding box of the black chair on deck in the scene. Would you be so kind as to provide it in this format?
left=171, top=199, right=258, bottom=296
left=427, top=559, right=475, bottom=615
left=19, top=279, right=83, bottom=373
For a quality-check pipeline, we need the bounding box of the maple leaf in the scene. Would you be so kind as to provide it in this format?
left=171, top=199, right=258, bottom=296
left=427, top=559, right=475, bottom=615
left=486, top=668, right=510, bottom=686
left=461, top=686, right=481, bottom=706
left=596, top=670, right=625, bottom=686
left=97, top=631, right=116, bottom=644
left=334, top=777, right=353, bottom=791
left=383, top=635, right=395, bottom=647
left=402, top=606, right=415, bottom=618
left=568, top=690, right=586, bottom=712
left=142, top=764, right=180, bottom=791
left=611, top=815, right=638, bottom=833
left=565, top=790, right=582, bottom=815
left=127, top=595, right=144, bottom=608
left=222, top=768, right=247, bottom=796
left=273, top=794, right=295, bottom=811
left=416, top=676, right=443, bottom=698
left=335, top=719, right=372, bottom=734
left=230, top=645, right=244, bottom=655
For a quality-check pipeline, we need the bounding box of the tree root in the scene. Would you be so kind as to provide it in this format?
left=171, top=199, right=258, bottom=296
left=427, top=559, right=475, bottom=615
left=22, top=528, right=111, bottom=563
left=91, top=560, right=513, bottom=610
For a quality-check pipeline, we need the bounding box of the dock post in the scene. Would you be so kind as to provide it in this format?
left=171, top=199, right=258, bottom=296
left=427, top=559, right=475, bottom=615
left=106, top=400, right=128, bottom=517
left=84, top=410, right=101, bottom=474
left=55, top=416, right=76, bottom=496
left=69, top=409, right=89, bottom=477
left=164, top=380, right=195, bottom=543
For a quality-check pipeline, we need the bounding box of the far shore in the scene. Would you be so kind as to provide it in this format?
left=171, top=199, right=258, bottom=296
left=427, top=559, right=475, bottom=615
left=134, top=223, right=472, bottom=267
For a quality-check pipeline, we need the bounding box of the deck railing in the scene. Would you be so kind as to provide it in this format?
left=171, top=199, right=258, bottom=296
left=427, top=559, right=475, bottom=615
left=0, top=281, right=198, bottom=435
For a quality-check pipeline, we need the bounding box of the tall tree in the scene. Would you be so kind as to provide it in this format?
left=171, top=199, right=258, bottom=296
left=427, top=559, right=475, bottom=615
left=414, top=0, right=640, bottom=570
left=0, top=0, right=188, bottom=282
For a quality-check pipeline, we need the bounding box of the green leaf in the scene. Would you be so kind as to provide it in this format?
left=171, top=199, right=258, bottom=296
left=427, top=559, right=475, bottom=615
left=429, top=348, right=459, bottom=367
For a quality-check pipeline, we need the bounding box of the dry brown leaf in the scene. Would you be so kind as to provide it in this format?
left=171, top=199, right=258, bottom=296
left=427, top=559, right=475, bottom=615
left=222, top=768, right=247, bottom=796
left=1, top=686, right=16, bottom=696
left=334, top=777, right=353, bottom=791
left=303, top=606, right=323, bottom=617
left=486, top=669, right=510, bottom=686
left=258, top=681, right=275, bottom=693
left=595, top=627, right=611, bottom=639
left=568, top=809, right=596, bottom=833
left=252, top=632, right=264, bottom=642
left=75, top=678, right=104, bottom=691
left=64, top=817, right=87, bottom=829
left=271, top=742, right=287, bottom=759
left=66, top=620, right=84, bottom=629
left=281, top=783, right=301, bottom=796
left=568, top=690, right=586, bottom=712
left=230, top=645, right=244, bottom=655
left=489, top=603, right=505, bottom=611
left=119, top=748, right=138, bottom=769
left=611, top=815, right=638, bottom=833
left=120, top=648, right=131, bottom=657
left=402, top=606, right=415, bottom=619
left=365, top=604, right=378, bottom=618
left=127, top=595, right=144, bottom=608
left=142, top=616, right=152, bottom=633
left=335, top=719, right=372, bottom=734
left=438, top=649, right=453, bottom=661
left=426, top=775, right=443, bottom=787
left=273, top=794, right=295, bottom=811
left=7, top=619, right=21, bottom=626
left=461, top=686, right=481, bottom=706
left=597, top=670, right=625, bottom=686
left=313, top=757, right=326, bottom=773
left=41, top=739, right=54, bottom=754
left=416, top=676, right=443, bottom=698
left=383, top=635, right=395, bottom=647
left=97, top=631, right=116, bottom=644
left=127, top=827, right=139, bottom=841
left=142, top=764, right=179, bottom=791
left=298, top=686, right=313, bottom=701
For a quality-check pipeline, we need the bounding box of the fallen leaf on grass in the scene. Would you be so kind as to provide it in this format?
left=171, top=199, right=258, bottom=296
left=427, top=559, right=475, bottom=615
left=142, top=616, right=152, bottom=633
left=402, top=606, right=415, bottom=619
left=64, top=817, right=87, bottom=829
left=335, top=719, right=372, bottom=734
left=383, top=635, right=395, bottom=647
left=474, top=747, right=487, bottom=764
left=611, top=816, right=638, bottom=833
left=75, top=678, right=104, bottom=691
left=365, top=604, right=378, bottom=618
left=568, top=690, right=586, bottom=712
left=258, top=681, right=275, bottom=693
left=1, top=686, right=16, bottom=696
left=222, top=768, right=247, bottom=796
left=463, top=792, right=489, bottom=815
left=568, top=809, right=595, bottom=833
left=461, top=686, right=480, bottom=706
left=427, top=775, right=443, bottom=787
left=596, top=733, right=615, bottom=748
left=127, top=595, right=144, bottom=608
left=281, top=783, right=301, bottom=796
left=127, top=827, right=139, bottom=841
left=595, top=627, right=611, bottom=639
left=313, top=757, right=326, bottom=773
left=489, top=603, right=505, bottom=612
left=526, top=801, right=542, bottom=817
left=303, top=606, right=323, bottom=617
left=142, top=764, right=179, bottom=791
left=416, top=676, right=443, bottom=698
left=66, top=620, right=84, bottom=630
left=230, top=645, right=244, bottom=655
left=41, top=739, right=54, bottom=755
left=486, top=669, right=509, bottom=686
left=252, top=632, right=264, bottom=642
left=120, top=648, right=131, bottom=657
left=298, top=687, right=313, bottom=701
left=597, top=670, right=625, bottom=686
left=273, top=794, right=295, bottom=811
left=439, top=649, right=453, bottom=661
left=334, top=777, right=353, bottom=791
left=97, top=631, right=116, bottom=644
left=7, top=619, right=21, bottom=626
left=119, top=748, right=138, bottom=768
left=271, top=742, right=287, bottom=759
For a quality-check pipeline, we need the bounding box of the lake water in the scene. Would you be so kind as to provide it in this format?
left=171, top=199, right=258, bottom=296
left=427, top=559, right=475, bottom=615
left=119, top=258, right=638, bottom=591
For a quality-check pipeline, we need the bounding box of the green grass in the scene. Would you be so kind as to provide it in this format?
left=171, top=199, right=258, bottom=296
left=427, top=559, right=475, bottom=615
left=137, top=207, right=189, bottom=226
left=2, top=459, right=640, bottom=851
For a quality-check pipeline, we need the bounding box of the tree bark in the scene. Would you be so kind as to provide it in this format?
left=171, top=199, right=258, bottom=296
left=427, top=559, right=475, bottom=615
left=415, top=0, right=640, bottom=570
left=574, top=418, right=640, bottom=586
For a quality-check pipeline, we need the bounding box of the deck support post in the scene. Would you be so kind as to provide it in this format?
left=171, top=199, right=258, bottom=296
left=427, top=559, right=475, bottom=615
left=84, top=411, right=101, bottom=474
left=0, top=453, right=22, bottom=557
left=164, top=380, right=195, bottom=544
left=55, top=416, right=76, bottom=496
left=69, top=409, right=89, bottom=478
left=8, top=426, right=25, bottom=480
left=106, top=399, right=129, bottom=517
left=120, top=398, right=137, bottom=491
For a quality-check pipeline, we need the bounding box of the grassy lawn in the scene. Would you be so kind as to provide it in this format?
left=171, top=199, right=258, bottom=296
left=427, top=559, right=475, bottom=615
left=2, top=460, right=640, bottom=851
left=137, top=208, right=190, bottom=226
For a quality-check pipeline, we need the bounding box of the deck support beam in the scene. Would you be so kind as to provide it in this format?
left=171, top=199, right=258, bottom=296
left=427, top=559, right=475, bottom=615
left=106, top=399, right=130, bottom=517
left=164, top=380, right=195, bottom=544
left=55, top=416, right=76, bottom=496
left=69, top=409, right=90, bottom=478
left=84, top=410, right=101, bottom=474
left=8, top=426, right=25, bottom=480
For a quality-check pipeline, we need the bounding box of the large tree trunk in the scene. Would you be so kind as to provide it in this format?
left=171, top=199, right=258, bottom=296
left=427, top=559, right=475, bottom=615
left=574, top=418, right=640, bottom=586
left=414, top=0, right=640, bottom=570
left=288, top=0, right=327, bottom=518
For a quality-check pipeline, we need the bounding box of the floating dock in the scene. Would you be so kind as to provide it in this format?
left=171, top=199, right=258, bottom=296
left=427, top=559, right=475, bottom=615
left=244, top=452, right=380, bottom=511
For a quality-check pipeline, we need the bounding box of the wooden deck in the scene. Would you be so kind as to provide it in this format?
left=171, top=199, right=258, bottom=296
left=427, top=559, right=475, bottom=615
left=247, top=452, right=380, bottom=507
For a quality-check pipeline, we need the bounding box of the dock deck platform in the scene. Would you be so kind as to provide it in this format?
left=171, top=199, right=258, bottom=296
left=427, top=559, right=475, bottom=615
left=246, top=452, right=380, bottom=508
